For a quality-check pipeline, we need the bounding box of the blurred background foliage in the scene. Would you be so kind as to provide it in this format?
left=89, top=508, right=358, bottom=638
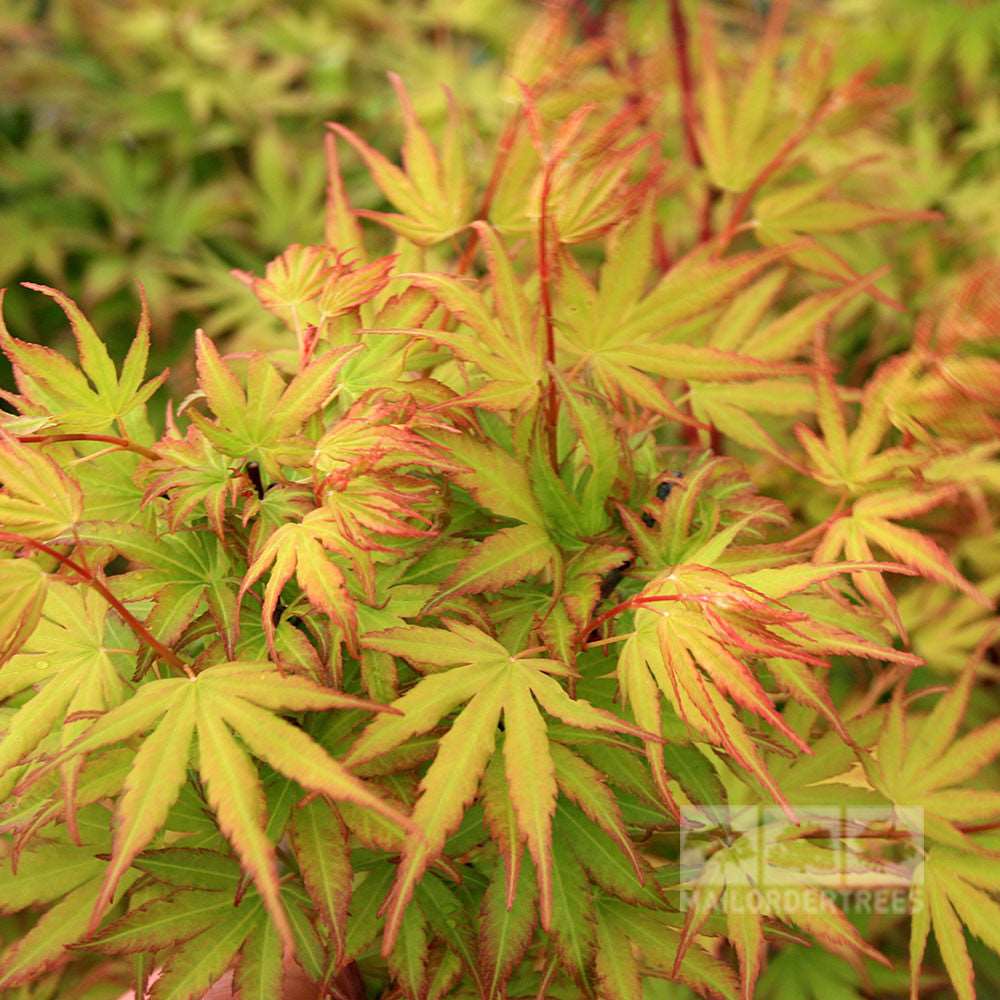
left=0, top=0, right=529, bottom=390
left=0, top=0, right=997, bottom=399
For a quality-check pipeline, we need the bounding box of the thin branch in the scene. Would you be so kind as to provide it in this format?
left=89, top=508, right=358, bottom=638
left=16, top=434, right=159, bottom=462
left=538, top=158, right=560, bottom=466
left=668, top=0, right=703, bottom=169
left=0, top=532, right=193, bottom=676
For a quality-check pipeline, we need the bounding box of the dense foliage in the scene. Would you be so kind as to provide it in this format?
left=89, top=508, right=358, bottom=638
left=1, top=2, right=999, bottom=999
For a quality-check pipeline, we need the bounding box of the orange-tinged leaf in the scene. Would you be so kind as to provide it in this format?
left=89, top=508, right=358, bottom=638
left=214, top=694, right=411, bottom=831
left=0, top=432, right=83, bottom=540
left=344, top=662, right=501, bottom=769
left=594, top=900, right=642, bottom=1000
left=324, top=132, right=365, bottom=259
left=619, top=244, right=794, bottom=338
left=926, top=862, right=976, bottom=1000
left=290, top=798, right=351, bottom=966
left=362, top=622, right=508, bottom=672
left=380, top=677, right=506, bottom=954
left=604, top=343, right=802, bottom=383
left=441, top=435, right=545, bottom=525
left=0, top=558, right=46, bottom=664
left=92, top=686, right=197, bottom=925
left=525, top=669, right=656, bottom=743
left=855, top=515, right=989, bottom=607
left=433, top=523, right=553, bottom=602
left=503, top=678, right=557, bottom=931
left=479, top=856, right=538, bottom=999
left=194, top=703, right=293, bottom=952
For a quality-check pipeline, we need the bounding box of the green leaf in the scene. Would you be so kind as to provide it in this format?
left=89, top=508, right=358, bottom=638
left=289, top=797, right=351, bottom=964
left=85, top=889, right=234, bottom=955
left=479, top=857, right=538, bottom=999
left=148, top=898, right=262, bottom=1000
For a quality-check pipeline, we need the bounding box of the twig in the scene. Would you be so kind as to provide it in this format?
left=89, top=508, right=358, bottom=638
left=16, top=434, right=158, bottom=462
left=0, top=532, right=193, bottom=676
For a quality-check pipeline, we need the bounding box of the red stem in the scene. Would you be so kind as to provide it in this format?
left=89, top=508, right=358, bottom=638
left=16, top=434, right=158, bottom=462
left=456, top=115, right=522, bottom=276
left=668, top=0, right=703, bottom=170
left=0, top=532, right=192, bottom=676
left=539, top=161, right=559, bottom=466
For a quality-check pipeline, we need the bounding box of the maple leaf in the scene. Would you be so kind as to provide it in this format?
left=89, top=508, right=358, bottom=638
left=140, top=427, right=240, bottom=539
left=553, top=205, right=805, bottom=421
left=593, top=897, right=739, bottom=1000
left=388, top=222, right=547, bottom=413
left=188, top=332, right=355, bottom=477
left=867, top=665, right=1000, bottom=856
left=618, top=563, right=921, bottom=818
left=675, top=813, right=894, bottom=999
left=0, top=557, right=46, bottom=665
left=81, top=876, right=320, bottom=1000
left=239, top=466, right=440, bottom=661
left=899, top=580, right=1000, bottom=676
left=329, top=74, right=472, bottom=245
left=615, top=454, right=789, bottom=570
left=0, top=805, right=140, bottom=990
left=0, top=286, right=166, bottom=435
left=815, top=487, right=991, bottom=637
left=865, top=666, right=1000, bottom=1000
left=428, top=434, right=559, bottom=604
left=84, top=523, right=238, bottom=655
left=345, top=620, right=657, bottom=952
left=248, top=244, right=395, bottom=329
left=794, top=345, right=923, bottom=492
left=28, top=662, right=411, bottom=952
left=911, top=849, right=1000, bottom=1000
left=312, top=394, right=456, bottom=484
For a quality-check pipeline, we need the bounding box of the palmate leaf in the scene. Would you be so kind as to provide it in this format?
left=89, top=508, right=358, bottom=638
left=479, top=854, right=538, bottom=999
left=425, top=434, right=559, bottom=604
left=401, top=223, right=546, bottom=412
left=553, top=207, right=804, bottom=419
left=141, top=427, right=239, bottom=539
left=85, top=523, right=238, bottom=654
left=912, top=849, right=1000, bottom=1000
left=0, top=872, right=130, bottom=989
left=190, top=332, right=355, bottom=476
left=618, top=563, right=921, bottom=817
left=329, top=74, right=471, bottom=246
left=30, top=662, right=410, bottom=952
left=795, top=346, right=923, bottom=492
left=84, top=880, right=275, bottom=1000
left=594, top=898, right=739, bottom=1000
left=288, top=796, right=352, bottom=966
left=863, top=666, right=1000, bottom=999
left=0, top=804, right=141, bottom=989
left=0, top=285, right=166, bottom=435
left=816, top=486, right=992, bottom=638
left=869, top=664, right=1000, bottom=853
left=247, top=243, right=395, bottom=333
left=675, top=825, right=893, bottom=1000
left=347, top=620, right=657, bottom=952
left=239, top=513, right=358, bottom=656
